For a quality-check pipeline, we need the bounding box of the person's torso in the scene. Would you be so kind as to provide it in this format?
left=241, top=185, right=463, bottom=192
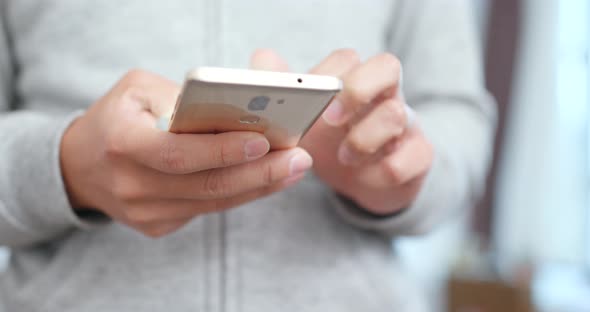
left=8, top=0, right=393, bottom=112
left=1, top=1, right=425, bottom=311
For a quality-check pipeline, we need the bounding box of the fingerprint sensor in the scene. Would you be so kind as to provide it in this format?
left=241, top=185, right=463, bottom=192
left=239, top=115, right=260, bottom=124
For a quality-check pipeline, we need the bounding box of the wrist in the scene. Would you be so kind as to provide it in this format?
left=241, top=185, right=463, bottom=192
left=59, top=116, right=90, bottom=210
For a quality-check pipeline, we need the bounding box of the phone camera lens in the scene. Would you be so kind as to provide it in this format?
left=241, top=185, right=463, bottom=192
left=297, top=78, right=303, bottom=83
left=248, top=96, right=270, bottom=111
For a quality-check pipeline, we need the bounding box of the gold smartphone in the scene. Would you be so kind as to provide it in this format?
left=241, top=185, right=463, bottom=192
left=168, top=67, right=342, bottom=150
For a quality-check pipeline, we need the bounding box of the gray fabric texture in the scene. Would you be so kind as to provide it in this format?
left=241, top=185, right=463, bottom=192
left=0, top=0, right=495, bottom=311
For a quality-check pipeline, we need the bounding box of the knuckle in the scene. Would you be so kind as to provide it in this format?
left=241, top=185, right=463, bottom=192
left=122, top=69, right=149, bottom=84
left=159, top=140, right=188, bottom=173
left=347, top=133, right=373, bottom=154
left=344, top=79, right=372, bottom=105
left=375, top=52, right=401, bottom=72
left=261, top=163, right=275, bottom=186
left=104, top=132, right=126, bottom=158
left=111, top=175, right=144, bottom=202
left=119, top=85, right=144, bottom=103
left=330, top=49, right=361, bottom=66
left=210, top=140, right=233, bottom=167
left=202, top=170, right=233, bottom=198
left=383, top=159, right=406, bottom=185
left=383, top=101, right=407, bottom=128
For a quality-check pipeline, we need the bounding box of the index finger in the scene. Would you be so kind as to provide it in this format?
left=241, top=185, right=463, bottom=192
left=119, top=127, right=271, bottom=174
left=322, top=53, right=402, bottom=126
left=117, top=69, right=181, bottom=119
left=309, top=48, right=361, bottom=77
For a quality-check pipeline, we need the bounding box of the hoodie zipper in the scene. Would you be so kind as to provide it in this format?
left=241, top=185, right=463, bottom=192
left=205, top=0, right=227, bottom=311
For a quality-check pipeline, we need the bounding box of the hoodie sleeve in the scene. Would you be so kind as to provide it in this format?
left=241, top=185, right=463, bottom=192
left=0, top=11, right=103, bottom=248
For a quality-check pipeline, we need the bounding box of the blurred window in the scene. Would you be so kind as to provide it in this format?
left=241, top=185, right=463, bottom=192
left=556, top=0, right=590, bottom=268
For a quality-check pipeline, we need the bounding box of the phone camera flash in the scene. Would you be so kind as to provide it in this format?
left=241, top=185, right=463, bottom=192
left=239, top=115, right=260, bottom=124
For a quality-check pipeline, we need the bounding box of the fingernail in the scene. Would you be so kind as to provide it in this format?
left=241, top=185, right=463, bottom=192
left=322, top=99, right=344, bottom=126
left=244, top=138, right=270, bottom=159
left=289, top=152, right=313, bottom=176
left=338, top=144, right=358, bottom=165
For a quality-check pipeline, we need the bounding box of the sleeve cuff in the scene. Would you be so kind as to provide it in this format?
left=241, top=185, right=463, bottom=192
left=328, top=152, right=445, bottom=237
left=7, top=110, right=108, bottom=240
left=48, top=111, right=109, bottom=230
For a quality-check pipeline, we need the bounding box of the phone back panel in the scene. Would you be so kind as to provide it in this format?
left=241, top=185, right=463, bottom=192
left=168, top=80, right=338, bottom=149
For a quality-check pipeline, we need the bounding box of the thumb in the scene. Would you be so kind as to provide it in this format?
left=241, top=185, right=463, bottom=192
left=249, top=49, right=290, bottom=72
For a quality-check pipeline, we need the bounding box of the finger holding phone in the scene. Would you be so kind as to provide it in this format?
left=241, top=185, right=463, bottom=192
left=246, top=48, right=434, bottom=215
left=301, top=49, right=434, bottom=216
left=60, top=69, right=312, bottom=237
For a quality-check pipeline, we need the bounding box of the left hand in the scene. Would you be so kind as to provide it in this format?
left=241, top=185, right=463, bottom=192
left=251, top=49, right=434, bottom=215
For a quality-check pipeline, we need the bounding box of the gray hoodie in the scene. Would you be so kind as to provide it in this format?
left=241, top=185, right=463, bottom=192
left=0, top=1, right=495, bottom=311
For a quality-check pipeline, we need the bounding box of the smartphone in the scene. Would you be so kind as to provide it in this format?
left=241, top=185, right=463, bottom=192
left=168, top=67, right=342, bottom=149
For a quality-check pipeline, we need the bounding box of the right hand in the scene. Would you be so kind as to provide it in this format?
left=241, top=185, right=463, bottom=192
left=60, top=69, right=312, bottom=237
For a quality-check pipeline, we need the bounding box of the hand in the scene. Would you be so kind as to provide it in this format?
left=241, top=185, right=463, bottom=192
left=60, top=69, right=312, bottom=237
left=300, top=49, right=434, bottom=215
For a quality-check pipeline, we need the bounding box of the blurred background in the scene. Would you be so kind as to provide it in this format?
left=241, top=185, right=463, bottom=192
left=0, top=1, right=588, bottom=311
left=395, top=0, right=590, bottom=311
